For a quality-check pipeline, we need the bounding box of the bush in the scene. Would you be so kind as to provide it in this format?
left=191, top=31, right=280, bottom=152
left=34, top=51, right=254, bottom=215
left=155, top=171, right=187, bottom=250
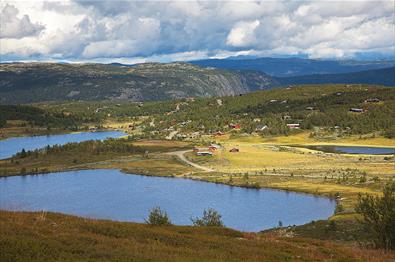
left=355, top=182, right=395, bottom=249
left=383, top=127, right=395, bottom=139
left=334, top=204, right=344, bottom=214
left=145, top=207, right=172, bottom=226
left=191, top=208, right=224, bottom=227
left=0, top=116, right=6, bottom=128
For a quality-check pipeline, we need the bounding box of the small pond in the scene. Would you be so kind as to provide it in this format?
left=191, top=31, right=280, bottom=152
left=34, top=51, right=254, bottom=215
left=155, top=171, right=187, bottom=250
left=301, top=145, right=395, bottom=155
left=0, top=169, right=336, bottom=231
left=0, top=131, right=126, bottom=159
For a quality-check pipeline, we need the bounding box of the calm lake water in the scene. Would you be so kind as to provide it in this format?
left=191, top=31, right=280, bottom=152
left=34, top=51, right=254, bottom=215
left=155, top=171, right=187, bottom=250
left=0, top=131, right=126, bottom=159
left=0, top=169, right=336, bottom=231
left=303, top=145, right=395, bottom=155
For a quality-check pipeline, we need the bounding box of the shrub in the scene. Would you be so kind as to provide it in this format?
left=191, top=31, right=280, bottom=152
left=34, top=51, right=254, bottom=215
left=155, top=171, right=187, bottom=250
left=191, top=208, right=224, bottom=227
left=383, top=127, right=395, bottom=139
left=355, top=182, right=395, bottom=250
left=334, top=204, right=344, bottom=214
left=145, top=207, right=172, bottom=226
left=328, top=220, right=336, bottom=231
left=20, top=167, right=27, bottom=175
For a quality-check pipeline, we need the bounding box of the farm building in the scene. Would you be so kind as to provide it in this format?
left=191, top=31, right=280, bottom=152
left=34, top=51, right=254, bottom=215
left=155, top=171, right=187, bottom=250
left=213, top=131, right=225, bottom=136
left=256, top=125, right=268, bottom=131
left=209, top=144, right=222, bottom=151
left=196, top=151, right=213, bottom=156
left=287, top=123, right=300, bottom=129
left=350, top=108, right=364, bottom=113
left=229, top=123, right=241, bottom=129
left=364, top=98, right=380, bottom=103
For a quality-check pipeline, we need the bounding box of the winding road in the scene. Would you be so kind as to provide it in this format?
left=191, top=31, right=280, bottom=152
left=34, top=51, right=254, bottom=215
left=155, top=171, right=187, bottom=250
left=166, top=150, right=214, bottom=172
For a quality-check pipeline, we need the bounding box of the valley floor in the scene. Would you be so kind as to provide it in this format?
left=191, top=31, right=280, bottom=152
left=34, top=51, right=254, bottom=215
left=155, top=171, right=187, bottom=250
left=1, top=132, right=394, bottom=260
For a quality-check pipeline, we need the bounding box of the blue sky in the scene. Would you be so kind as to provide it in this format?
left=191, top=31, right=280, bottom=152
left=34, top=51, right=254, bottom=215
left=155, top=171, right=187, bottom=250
left=1, top=0, right=394, bottom=63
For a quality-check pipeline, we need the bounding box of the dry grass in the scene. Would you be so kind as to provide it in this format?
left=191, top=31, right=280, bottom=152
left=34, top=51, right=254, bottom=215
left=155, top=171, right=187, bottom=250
left=202, top=142, right=394, bottom=177
left=184, top=134, right=394, bottom=211
left=1, top=210, right=394, bottom=262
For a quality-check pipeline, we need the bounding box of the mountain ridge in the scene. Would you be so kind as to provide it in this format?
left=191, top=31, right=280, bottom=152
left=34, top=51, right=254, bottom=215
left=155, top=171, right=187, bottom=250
left=0, top=62, right=276, bottom=104
left=1, top=61, right=394, bottom=105
left=277, top=66, right=395, bottom=86
left=191, top=57, right=395, bottom=77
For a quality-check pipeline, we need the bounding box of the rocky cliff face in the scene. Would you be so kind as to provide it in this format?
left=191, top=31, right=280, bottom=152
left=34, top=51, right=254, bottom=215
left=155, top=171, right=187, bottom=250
left=0, top=62, right=277, bottom=104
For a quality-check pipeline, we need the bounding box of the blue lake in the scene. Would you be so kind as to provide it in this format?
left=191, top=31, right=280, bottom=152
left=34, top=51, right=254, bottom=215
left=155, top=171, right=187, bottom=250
left=0, top=131, right=126, bottom=159
left=303, top=145, right=395, bottom=155
left=0, top=169, right=336, bottom=231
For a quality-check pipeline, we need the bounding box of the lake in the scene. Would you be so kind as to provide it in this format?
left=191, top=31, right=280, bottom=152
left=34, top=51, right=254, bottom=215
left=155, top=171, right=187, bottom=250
left=0, top=131, right=126, bottom=159
left=301, top=145, right=395, bottom=155
left=0, top=169, right=336, bottom=232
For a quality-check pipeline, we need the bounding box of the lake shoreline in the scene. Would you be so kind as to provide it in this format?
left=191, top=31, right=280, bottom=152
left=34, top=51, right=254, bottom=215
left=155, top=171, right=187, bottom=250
left=0, top=168, right=336, bottom=232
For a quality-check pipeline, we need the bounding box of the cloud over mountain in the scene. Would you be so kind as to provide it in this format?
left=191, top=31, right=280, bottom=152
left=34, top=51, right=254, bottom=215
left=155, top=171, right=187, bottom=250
left=0, top=0, right=394, bottom=62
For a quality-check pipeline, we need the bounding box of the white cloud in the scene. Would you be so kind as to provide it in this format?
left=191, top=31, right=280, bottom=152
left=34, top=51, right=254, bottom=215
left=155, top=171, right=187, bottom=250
left=0, top=4, right=44, bottom=38
left=0, top=0, right=394, bottom=61
left=227, top=20, right=260, bottom=47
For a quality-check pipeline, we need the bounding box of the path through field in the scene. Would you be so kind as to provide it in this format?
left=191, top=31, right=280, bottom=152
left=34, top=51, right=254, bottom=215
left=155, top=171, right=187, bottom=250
left=166, top=150, right=214, bottom=172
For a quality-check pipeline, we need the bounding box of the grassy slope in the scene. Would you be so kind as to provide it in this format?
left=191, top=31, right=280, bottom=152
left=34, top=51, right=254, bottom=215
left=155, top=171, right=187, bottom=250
left=1, top=211, right=394, bottom=262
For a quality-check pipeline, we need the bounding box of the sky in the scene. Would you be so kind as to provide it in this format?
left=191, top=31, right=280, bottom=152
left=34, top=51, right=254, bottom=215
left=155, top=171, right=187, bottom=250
left=0, top=0, right=394, bottom=63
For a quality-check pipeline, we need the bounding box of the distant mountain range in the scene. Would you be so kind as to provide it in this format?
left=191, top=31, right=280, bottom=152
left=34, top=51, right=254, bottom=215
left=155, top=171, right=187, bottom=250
left=277, top=67, right=395, bottom=86
left=191, top=57, right=395, bottom=77
left=0, top=60, right=393, bottom=104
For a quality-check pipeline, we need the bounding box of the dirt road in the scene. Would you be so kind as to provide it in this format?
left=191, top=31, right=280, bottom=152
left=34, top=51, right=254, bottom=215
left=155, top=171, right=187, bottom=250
left=167, top=150, right=214, bottom=172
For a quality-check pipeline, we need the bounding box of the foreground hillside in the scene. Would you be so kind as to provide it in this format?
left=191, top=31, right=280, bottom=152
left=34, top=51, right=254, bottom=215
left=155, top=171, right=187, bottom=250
left=0, top=62, right=276, bottom=104
left=1, top=211, right=394, bottom=262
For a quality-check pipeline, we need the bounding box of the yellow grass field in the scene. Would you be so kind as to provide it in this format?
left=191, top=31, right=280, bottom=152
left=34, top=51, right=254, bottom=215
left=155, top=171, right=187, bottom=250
left=185, top=133, right=395, bottom=210
left=205, top=142, right=394, bottom=178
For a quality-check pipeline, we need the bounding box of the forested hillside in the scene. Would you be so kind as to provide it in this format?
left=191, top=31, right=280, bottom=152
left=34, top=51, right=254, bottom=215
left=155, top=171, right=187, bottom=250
left=34, top=84, right=395, bottom=138
left=0, top=105, right=83, bottom=129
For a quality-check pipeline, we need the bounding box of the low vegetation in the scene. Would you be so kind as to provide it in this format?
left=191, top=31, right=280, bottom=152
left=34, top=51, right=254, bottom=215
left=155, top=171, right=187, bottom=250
left=1, top=211, right=394, bottom=262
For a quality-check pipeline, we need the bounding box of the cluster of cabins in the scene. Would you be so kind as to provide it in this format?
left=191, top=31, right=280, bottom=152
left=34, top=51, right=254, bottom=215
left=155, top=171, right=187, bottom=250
left=194, top=144, right=239, bottom=156
left=161, top=95, right=382, bottom=140
left=349, top=98, right=381, bottom=113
